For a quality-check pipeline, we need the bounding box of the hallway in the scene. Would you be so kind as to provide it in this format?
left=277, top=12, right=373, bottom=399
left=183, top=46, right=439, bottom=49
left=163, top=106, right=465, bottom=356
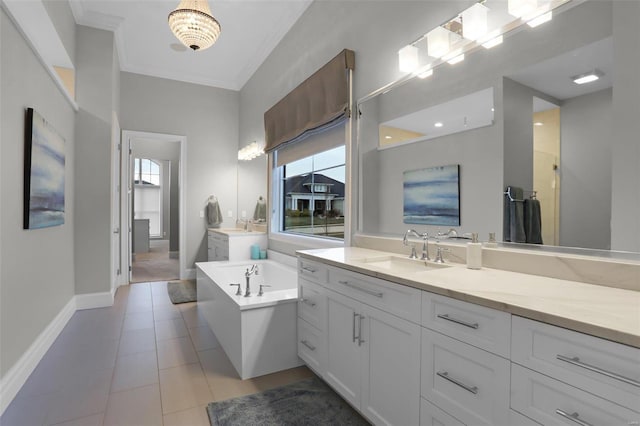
left=131, top=240, right=179, bottom=283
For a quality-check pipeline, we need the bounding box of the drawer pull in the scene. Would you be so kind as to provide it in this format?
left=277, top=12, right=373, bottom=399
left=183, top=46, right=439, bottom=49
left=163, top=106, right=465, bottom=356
left=555, top=409, right=594, bottom=426
left=437, top=314, right=479, bottom=329
left=338, top=280, right=383, bottom=298
left=300, top=298, right=316, bottom=307
left=436, top=371, right=478, bottom=394
left=301, top=266, right=317, bottom=273
left=358, top=314, right=366, bottom=346
left=300, top=340, right=316, bottom=351
left=353, top=312, right=359, bottom=343
left=556, top=354, right=640, bottom=388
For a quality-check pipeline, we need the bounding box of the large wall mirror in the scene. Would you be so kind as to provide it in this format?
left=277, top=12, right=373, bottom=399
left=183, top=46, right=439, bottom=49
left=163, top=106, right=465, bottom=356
left=357, top=0, right=639, bottom=256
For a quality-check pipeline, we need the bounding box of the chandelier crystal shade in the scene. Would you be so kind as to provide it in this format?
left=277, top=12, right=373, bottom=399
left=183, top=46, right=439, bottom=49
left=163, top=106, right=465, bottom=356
left=168, top=0, right=221, bottom=51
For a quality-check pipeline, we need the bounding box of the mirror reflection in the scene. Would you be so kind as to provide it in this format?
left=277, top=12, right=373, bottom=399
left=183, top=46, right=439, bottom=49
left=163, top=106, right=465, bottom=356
left=358, top=0, right=639, bottom=253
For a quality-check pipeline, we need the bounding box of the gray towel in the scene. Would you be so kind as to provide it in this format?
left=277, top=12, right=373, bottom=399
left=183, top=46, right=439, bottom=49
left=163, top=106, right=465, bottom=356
left=253, top=196, right=267, bottom=222
left=504, top=186, right=526, bottom=243
left=524, top=198, right=543, bottom=244
left=206, top=199, right=222, bottom=226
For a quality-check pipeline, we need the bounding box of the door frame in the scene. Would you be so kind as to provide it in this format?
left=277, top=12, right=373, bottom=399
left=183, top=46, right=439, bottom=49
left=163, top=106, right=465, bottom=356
left=121, top=130, right=188, bottom=281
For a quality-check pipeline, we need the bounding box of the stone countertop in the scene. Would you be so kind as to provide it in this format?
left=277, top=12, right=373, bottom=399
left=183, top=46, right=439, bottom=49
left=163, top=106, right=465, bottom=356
left=297, top=247, right=640, bottom=348
left=208, top=228, right=266, bottom=236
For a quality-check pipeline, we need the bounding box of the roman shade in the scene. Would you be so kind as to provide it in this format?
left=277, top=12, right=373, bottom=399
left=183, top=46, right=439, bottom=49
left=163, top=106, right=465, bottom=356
left=264, top=49, right=355, bottom=154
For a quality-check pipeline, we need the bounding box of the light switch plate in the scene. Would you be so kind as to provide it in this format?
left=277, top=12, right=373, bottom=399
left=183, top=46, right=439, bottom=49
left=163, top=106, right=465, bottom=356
left=227, top=210, right=233, bottom=218
left=199, top=210, right=204, bottom=218
left=241, top=210, right=247, bottom=218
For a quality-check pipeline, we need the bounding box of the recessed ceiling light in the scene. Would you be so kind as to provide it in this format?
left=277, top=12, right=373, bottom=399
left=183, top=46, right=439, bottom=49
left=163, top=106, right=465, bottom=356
left=534, top=122, right=544, bottom=126
left=527, top=11, right=552, bottom=28
left=385, top=136, right=392, bottom=139
left=491, top=107, right=495, bottom=112
left=572, top=69, right=604, bottom=85
left=434, top=122, right=444, bottom=128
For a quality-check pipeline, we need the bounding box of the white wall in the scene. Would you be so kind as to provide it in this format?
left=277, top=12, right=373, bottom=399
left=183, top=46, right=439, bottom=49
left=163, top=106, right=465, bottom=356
left=560, top=89, right=612, bottom=249
left=0, top=8, right=76, bottom=378
left=119, top=72, right=239, bottom=270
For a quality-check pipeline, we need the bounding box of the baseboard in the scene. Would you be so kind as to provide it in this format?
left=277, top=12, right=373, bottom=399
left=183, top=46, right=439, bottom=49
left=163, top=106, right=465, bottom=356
left=0, top=297, right=76, bottom=416
left=169, top=251, right=179, bottom=259
left=184, top=268, right=196, bottom=280
left=75, top=289, right=115, bottom=310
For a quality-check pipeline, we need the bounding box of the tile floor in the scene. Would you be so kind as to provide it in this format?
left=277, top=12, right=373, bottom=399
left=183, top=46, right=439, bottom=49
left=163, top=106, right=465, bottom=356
left=1, top=282, right=314, bottom=426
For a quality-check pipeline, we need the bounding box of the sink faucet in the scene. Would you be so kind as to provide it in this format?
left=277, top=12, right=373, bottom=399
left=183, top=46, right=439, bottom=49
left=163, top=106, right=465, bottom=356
left=244, top=264, right=259, bottom=297
left=403, top=229, right=430, bottom=260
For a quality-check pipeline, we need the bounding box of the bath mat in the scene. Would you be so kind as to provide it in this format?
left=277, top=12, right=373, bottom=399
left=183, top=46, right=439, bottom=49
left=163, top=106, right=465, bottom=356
left=206, top=377, right=369, bottom=426
left=167, top=279, right=197, bottom=304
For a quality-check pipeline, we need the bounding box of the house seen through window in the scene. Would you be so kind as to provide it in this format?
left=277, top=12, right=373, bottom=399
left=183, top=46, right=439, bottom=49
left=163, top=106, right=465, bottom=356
left=280, top=145, right=345, bottom=239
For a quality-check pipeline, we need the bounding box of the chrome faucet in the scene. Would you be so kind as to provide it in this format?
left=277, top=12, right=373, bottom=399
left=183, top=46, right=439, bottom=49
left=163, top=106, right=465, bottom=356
left=244, top=264, right=259, bottom=297
left=403, top=229, right=430, bottom=261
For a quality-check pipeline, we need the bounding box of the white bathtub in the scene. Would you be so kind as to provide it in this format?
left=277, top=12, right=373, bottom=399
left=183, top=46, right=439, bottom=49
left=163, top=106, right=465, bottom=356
left=196, top=259, right=302, bottom=379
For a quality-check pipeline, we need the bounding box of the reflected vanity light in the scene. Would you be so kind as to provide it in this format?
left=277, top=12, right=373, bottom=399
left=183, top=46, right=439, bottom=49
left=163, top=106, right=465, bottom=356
left=445, top=53, right=465, bottom=65
left=416, top=67, right=433, bottom=79
left=238, top=141, right=264, bottom=161
left=427, top=26, right=452, bottom=58
left=434, top=122, right=444, bottom=128
left=572, top=69, right=603, bottom=85
left=508, top=0, right=538, bottom=18
left=461, top=3, right=488, bottom=41
left=527, top=11, right=552, bottom=27
left=534, top=122, right=544, bottom=126
left=398, top=44, right=420, bottom=73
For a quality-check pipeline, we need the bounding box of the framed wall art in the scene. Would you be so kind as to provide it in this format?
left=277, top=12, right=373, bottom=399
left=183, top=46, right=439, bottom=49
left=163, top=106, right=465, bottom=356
left=403, top=164, right=460, bottom=226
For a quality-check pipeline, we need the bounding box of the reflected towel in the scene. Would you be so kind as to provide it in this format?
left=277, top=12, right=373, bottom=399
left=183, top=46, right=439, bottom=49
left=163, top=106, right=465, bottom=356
left=207, top=199, right=222, bottom=226
left=253, top=196, right=267, bottom=222
left=524, top=198, right=543, bottom=244
left=504, top=186, right=526, bottom=243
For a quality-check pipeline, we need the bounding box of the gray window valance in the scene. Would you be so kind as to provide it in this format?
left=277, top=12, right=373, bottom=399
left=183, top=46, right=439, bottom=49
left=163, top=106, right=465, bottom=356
left=264, top=49, right=355, bottom=154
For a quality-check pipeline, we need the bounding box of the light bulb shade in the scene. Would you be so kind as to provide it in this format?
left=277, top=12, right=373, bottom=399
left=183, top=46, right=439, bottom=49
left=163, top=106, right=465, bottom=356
left=169, top=0, right=221, bottom=51
left=508, top=0, right=538, bottom=18
left=427, top=26, right=452, bottom=58
left=461, top=3, right=488, bottom=41
left=398, top=45, right=419, bottom=73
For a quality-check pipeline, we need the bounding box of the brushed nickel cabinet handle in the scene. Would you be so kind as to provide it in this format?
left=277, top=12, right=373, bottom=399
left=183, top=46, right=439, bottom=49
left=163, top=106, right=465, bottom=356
left=556, top=354, right=640, bottom=388
left=352, top=312, right=358, bottom=343
left=301, top=265, right=316, bottom=273
left=436, top=371, right=478, bottom=394
left=555, top=409, right=594, bottom=426
left=300, top=340, right=316, bottom=351
left=338, top=280, right=383, bottom=298
left=300, top=298, right=316, bottom=307
left=437, top=314, right=479, bottom=329
left=358, top=314, right=366, bottom=346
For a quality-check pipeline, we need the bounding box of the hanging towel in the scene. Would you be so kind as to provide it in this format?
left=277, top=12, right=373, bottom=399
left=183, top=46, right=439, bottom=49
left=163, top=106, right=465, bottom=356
left=206, top=197, right=222, bottom=226
left=504, top=186, right=526, bottom=243
left=524, top=198, right=543, bottom=244
left=253, top=196, right=267, bottom=222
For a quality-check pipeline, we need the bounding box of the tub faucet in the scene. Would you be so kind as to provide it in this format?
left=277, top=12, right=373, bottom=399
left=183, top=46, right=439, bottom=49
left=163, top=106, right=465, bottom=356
left=244, top=264, right=259, bottom=297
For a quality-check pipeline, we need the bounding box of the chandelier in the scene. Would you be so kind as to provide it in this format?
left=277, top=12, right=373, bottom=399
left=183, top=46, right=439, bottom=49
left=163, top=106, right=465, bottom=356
left=168, top=0, right=221, bottom=51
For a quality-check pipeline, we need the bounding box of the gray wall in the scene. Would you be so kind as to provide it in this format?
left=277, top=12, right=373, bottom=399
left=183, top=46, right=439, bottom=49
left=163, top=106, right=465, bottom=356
left=74, top=25, right=119, bottom=295
left=611, top=1, right=640, bottom=252
left=1, top=8, right=76, bottom=378
left=119, top=72, right=239, bottom=270
left=42, top=0, right=76, bottom=64
left=560, top=89, right=612, bottom=249
left=131, top=139, right=181, bottom=252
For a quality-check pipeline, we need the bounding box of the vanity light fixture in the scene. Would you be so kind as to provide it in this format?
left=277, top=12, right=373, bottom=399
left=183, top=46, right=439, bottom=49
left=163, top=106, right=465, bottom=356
left=417, top=67, right=433, bottom=79
left=427, top=26, right=453, bottom=58
left=398, top=45, right=420, bottom=73
left=434, top=122, right=444, bottom=128
left=238, top=141, right=264, bottom=161
left=481, top=35, right=503, bottom=49
left=572, top=69, right=603, bottom=85
left=168, top=0, right=221, bottom=51
left=527, top=11, right=552, bottom=28
left=508, top=0, right=538, bottom=19
left=446, top=53, right=465, bottom=65
left=461, top=3, right=488, bottom=41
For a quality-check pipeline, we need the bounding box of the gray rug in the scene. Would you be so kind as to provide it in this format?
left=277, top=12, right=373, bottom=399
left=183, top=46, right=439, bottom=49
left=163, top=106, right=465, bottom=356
left=206, top=377, right=369, bottom=426
left=167, top=279, right=197, bottom=304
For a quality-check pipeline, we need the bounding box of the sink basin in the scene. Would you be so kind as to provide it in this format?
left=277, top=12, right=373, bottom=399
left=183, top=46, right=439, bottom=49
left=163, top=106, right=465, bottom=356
left=353, top=256, right=450, bottom=273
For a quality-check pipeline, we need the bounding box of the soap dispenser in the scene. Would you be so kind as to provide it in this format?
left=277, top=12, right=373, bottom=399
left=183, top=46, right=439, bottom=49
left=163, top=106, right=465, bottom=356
left=467, top=233, right=482, bottom=270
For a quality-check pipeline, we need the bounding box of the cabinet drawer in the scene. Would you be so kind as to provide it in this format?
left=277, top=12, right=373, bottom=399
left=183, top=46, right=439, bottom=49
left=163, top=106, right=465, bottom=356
left=511, top=364, right=640, bottom=426
left=422, top=292, right=511, bottom=358
left=298, top=278, right=326, bottom=330
left=512, top=316, right=640, bottom=411
left=421, top=328, right=510, bottom=426
left=298, top=258, right=328, bottom=284
left=328, top=267, right=421, bottom=323
left=297, top=318, right=325, bottom=376
left=421, top=398, right=466, bottom=426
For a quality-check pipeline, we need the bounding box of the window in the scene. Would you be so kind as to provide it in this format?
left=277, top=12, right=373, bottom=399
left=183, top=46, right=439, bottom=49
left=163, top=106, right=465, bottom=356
left=277, top=145, right=345, bottom=239
left=134, top=158, right=162, bottom=237
left=134, top=158, right=160, bottom=186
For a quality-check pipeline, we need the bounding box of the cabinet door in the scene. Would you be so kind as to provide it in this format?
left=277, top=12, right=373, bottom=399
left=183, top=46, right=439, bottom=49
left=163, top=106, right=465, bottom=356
left=360, top=303, right=421, bottom=426
left=325, top=290, right=362, bottom=408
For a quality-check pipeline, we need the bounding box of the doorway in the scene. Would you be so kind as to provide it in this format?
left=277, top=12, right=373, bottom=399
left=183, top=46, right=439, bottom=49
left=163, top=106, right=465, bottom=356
left=121, top=130, right=187, bottom=284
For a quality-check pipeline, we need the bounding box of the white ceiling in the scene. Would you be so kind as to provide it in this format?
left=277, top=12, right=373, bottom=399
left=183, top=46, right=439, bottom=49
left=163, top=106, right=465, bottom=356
left=69, top=0, right=312, bottom=91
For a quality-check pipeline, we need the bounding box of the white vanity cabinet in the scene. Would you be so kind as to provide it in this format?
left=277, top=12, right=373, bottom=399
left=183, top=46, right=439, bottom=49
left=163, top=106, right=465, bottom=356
left=207, top=229, right=266, bottom=261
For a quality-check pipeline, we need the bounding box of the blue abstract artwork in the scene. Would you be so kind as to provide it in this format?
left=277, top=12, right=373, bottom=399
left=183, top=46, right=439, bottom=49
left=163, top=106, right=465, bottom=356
left=24, top=108, right=65, bottom=229
left=403, top=165, right=460, bottom=226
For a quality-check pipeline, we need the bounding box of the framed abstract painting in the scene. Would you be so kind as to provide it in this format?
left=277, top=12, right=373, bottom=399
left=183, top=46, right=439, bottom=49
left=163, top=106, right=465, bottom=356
left=23, top=108, right=65, bottom=229
left=403, top=164, right=460, bottom=226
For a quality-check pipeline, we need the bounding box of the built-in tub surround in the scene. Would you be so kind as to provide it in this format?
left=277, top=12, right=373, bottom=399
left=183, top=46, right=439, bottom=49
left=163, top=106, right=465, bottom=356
left=354, top=233, right=640, bottom=292
left=196, top=259, right=302, bottom=379
left=297, top=247, right=640, bottom=348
